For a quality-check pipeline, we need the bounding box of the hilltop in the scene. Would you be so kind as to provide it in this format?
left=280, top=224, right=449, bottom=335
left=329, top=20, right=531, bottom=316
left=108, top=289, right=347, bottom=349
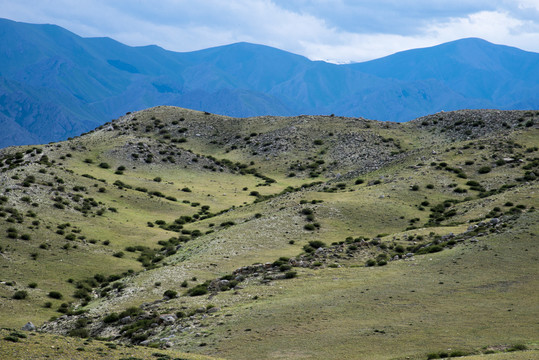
left=0, top=106, right=538, bottom=359
left=1, top=17, right=539, bottom=147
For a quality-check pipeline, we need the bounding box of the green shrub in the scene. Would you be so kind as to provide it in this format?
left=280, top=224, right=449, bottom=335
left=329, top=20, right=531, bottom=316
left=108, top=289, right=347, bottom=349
left=508, top=344, right=527, bottom=351
left=309, top=240, right=326, bottom=248
left=284, top=271, right=297, bottom=279
left=98, top=162, right=110, bottom=169
left=103, top=313, right=120, bottom=324
left=187, top=283, right=209, bottom=296
left=13, top=290, right=28, bottom=300
left=48, top=291, right=63, bottom=299
left=163, top=289, right=177, bottom=299
left=3, top=335, right=19, bottom=342
left=478, top=166, right=491, bottom=174
left=304, top=224, right=316, bottom=231
left=68, top=328, right=89, bottom=338
left=366, top=259, right=376, bottom=267
left=279, top=264, right=292, bottom=272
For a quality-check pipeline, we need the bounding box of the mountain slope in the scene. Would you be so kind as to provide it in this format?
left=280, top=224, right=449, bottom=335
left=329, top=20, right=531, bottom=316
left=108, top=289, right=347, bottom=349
left=0, top=106, right=538, bottom=359
left=1, top=18, right=539, bottom=148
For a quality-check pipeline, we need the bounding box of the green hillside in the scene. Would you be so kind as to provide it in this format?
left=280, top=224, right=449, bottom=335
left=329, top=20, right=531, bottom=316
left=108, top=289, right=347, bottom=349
left=0, top=107, right=538, bottom=359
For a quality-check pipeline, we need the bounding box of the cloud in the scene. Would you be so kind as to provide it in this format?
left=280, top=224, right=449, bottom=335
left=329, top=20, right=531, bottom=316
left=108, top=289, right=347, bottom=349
left=0, top=0, right=538, bottom=62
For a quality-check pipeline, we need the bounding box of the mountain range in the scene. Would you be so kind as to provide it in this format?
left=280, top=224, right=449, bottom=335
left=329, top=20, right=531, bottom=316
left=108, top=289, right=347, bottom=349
left=1, top=17, right=539, bottom=148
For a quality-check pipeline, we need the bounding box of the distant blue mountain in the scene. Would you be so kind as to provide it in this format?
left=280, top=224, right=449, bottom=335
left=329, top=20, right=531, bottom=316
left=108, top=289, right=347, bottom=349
left=1, top=18, right=538, bottom=147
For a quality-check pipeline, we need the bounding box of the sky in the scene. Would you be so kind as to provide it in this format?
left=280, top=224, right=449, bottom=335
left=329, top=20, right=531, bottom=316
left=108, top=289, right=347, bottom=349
left=1, top=0, right=539, bottom=63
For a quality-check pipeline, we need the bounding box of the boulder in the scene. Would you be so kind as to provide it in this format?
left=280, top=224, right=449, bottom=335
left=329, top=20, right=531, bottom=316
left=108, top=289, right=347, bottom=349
left=159, top=314, right=177, bottom=325
left=21, top=322, right=36, bottom=331
left=120, top=316, right=132, bottom=324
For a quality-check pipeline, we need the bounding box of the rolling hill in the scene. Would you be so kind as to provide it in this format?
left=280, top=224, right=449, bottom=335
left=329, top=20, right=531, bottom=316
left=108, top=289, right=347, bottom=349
left=1, top=18, right=539, bottom=148
left=0, top=106, right=537, bottom=359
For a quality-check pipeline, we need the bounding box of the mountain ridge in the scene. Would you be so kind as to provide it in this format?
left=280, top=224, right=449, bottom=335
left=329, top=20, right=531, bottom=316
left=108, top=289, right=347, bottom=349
left=1, top=18, right=538, bottom=148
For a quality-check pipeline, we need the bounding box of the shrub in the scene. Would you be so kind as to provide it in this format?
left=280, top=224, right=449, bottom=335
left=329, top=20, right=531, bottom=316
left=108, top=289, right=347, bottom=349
left=153, top=177, right=162, bottom=182
left=68, top=328, right=89, bottom=338
left=355, top=179, right=364, bottom=185
left=279, top=264, right=292, bottom=272
left=163, top=289, right=177, bottom=299
left=188, top=283, right=208, bottom=296
left=13, top=290, right=28, bottom=300
left=284, top=271, right=297, bottom=279
left=478, top=166, right=491, bottom=174
left=3, top=335, right=19, bottom=342
left=304, top=224, right=316, bottom=231
left=410, top=185, right=420, bottom=191
left=365, top=259, right=376, bottom=267
left=508, top=344, right=528, bottom=351
left=98, top=162, right=110, bottom=169
left=313, top=139, right=323, bottom=145
left=28, top=282, right=37, bottom=289
left=426, top=184, right=434, bottom=189
left=48, top=291, right=63, bottom=299
left=103, top=312, right=120, bottom=323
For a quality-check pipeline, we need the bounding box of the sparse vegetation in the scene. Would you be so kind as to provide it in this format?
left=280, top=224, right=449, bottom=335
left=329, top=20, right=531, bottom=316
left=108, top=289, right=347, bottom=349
left=0, top=107, right=537, bottom=360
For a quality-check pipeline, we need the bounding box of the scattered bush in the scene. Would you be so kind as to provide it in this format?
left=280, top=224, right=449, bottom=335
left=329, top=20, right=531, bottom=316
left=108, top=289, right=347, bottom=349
left=68, top=328, right=89, bottom=338
left=98, top=162, right=110, bottom=169
left=163, top=289, right=177, bottom=299
left=12, top=290, right=28, bottom=300
left=187, top=282, right=209, bottom=296
left=478, top=166, right=491, bottom=174
left=48, top=291, right=63, bottom=299
left=284, top=271, right=297, bottom=279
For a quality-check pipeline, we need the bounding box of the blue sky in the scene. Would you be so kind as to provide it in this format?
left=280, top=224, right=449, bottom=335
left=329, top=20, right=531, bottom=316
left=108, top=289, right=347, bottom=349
left=1, top=0, right=538, bottom=62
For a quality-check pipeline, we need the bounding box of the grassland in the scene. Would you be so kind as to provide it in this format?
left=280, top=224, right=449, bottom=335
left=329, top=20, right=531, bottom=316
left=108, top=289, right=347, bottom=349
left=0, top=106, right=538, bottom=359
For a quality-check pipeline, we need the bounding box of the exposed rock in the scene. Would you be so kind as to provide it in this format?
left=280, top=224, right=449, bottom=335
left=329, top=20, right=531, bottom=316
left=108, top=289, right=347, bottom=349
left=21, top=322, right=36, bottom=331
left=159, top=314, right=177, bottom=325
left=119, top=316, right=132, bottom=324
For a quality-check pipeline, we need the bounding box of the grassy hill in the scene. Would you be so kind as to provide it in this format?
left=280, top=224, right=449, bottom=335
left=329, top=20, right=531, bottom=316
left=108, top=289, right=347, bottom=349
left=0, top=106, right=538, bottom=359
